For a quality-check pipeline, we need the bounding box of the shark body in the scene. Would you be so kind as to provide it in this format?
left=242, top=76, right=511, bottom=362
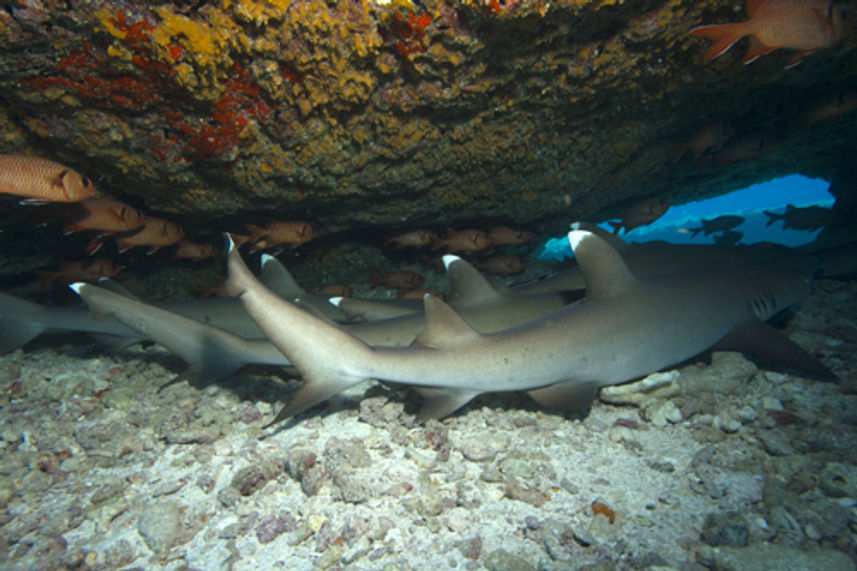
left=69, top=256, right=579, bottom=381
left=225, top=230, right=828, bottom=424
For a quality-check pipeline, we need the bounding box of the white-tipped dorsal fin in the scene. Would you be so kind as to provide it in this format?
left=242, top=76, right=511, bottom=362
left=445, top=256, right=504, bottom=307
left=329, top=296, right=344, bottom=307
left=568, top=230, right=636, bottom=298
left=68, top=282, right=86, bottom=295
left=412, top=295, right=482, bottom=349
left=260, top=254, right=306, bottom=297
left=569, top=221, right=630, bottom=252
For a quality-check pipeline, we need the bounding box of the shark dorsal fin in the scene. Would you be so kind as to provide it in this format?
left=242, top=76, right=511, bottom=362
left=260, top=254, right=307, bottom=298
left=445, top=255, right=504, bottom=307
left=568, top=230, right=637, bottom=298
left=413, top=295, right=482, bottom=349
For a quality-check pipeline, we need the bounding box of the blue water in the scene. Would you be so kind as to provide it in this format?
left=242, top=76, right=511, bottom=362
left=540, top=174, right=834, bottom=260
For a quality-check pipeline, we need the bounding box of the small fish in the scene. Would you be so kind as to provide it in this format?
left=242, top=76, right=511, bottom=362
left=58, top=199, right=144, bottom=235
left=672, top=123, right=735, bottom=164
left=398, top=287, right=445, bottom=300
left=33, top=258, right=122, bottom=287
left=714, top=230, right=744, bottom=246
left=607, top=198, right=670, bottom=235
left=171, top=240, right=218, bottom=261
left=310, top=284, right=354, bottom=297
left=687, top=215, right=746, bottom=238
left=371, top=270, right=425, bottom=290
left=243, top=220, right=317, bottom=252
left=476, top=254, right=528, bottom=275
left=799, top=91, right=857, bottom=125
left=691, top=0, right=848, bottom=68
left=714, top=133, right=779, bottom=166
left=0, top=154, right=97, bottom=202
left=384, top=230, right=436, bottom=249
left=764, top=204, right=835, bottom=231
left=114, top=216, right=185, bottom=253
left=487, top=226, right=536, bottom=247
left=431, top=229, right=493, bottom=253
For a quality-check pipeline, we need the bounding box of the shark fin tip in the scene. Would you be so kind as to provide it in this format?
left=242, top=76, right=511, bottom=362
left=567, top=229, right=591, bottom=252
left=68, top=282, right=86, bottom=294
left=329, top=296, right=343, bottom=307
left=442, top=254, right=460, bottom=270
left=260, top=254, right=275, bottom=266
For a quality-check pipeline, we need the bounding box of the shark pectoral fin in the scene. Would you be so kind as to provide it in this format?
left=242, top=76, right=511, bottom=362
left=527, top=381, right=600, bottom=414
left=413, top=387, right=481, bottom=421
left=264, top=371, right=361, bottom=428
left=413, top=295, right=482, bottom=349
left=714, top=319, right=837, bottom=380
left=0, top=319, right=43, bottom=353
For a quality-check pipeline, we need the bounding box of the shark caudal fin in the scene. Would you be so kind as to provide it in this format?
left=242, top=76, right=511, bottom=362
left=70, top=282, right=288, bottom=384
left=0, top=293, right=50, bottom=352
left=226, top=235, right=371, bottom=425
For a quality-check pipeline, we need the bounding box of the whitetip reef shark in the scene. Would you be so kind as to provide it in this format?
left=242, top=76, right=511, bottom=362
left=68, top=255, right=580, bottom=385
left=224, top=229, right=834, bottom=425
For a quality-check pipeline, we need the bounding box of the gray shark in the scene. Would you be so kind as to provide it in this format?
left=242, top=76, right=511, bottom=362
left=68, top=255, right=579, bottom=381
left=514, top=226, right=820, bottom=294
left=225, top=229, right=831, bottom=425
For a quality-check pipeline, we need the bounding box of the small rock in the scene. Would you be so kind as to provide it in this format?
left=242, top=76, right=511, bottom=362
left=709, top=542, right=853, bottom=571
left=137, top=501, right=180, bottom=556
left=256, top=514, right=297, bottom=543
left=483, top=549, right=537, bottom=571
left=701, top=511, right=750, bottom=547
left=600, top=370, right=680, bottom=406
left=231, top=465, right=270, bottom=496
left=819, top=462, right=857, bottom=497
left=757, top=430, right=793, bottom=456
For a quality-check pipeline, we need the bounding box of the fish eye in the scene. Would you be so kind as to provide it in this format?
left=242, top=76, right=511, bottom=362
left=81, top=177, right=91, bottom=187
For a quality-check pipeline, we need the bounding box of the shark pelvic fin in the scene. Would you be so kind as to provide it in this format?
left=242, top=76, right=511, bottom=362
left=445, top=255, right=504, bottom=307
left=527, top=381, right=600, bottom=414
left=713, top=319, right=837, bottom=380
left=568, top=230, right=637, bottom=299
left=264, top=370, right=357, bottom=427
left=413, top=386, right=482, bottom=420
left=413, top=295, right=483, bottom=349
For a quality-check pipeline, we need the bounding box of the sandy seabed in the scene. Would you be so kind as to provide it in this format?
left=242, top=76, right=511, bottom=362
left=1, top=279, right=857, bottom=570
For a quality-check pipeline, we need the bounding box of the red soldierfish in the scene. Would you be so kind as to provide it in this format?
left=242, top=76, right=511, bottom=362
left=476, top=254, right=528, bottom=275
left=114, top=216, right=185, bottom=253
left=0, top=154, right=97, bottom=202
left=431, top=229, right=493, bottom=253
left=310, top=284, right=354, bottom=297
left=383, top=230, right=436, bottom=249
left=608, top=198, right=670, bottom=235
left=691, top=0, right=848, bottom=68
left=371, top=270, right=425, bottom=290
left=60, top=199, right=144, bottom=235
left=33, top=259, right=122, bottom=287
left=171, top=240, right=218, bottom=260
left=487, top=226, right=536, bottom=246
left=243, top=221, right=317, bottom=252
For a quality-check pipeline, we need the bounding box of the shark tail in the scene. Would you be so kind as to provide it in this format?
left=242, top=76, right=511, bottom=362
left=70, top=282, right=275, bottom=385
left=226, top=234, right=370, bottom=423
left=763, top=210, right=782, bottom=227
left=0, top=293, right=50, bottom=352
